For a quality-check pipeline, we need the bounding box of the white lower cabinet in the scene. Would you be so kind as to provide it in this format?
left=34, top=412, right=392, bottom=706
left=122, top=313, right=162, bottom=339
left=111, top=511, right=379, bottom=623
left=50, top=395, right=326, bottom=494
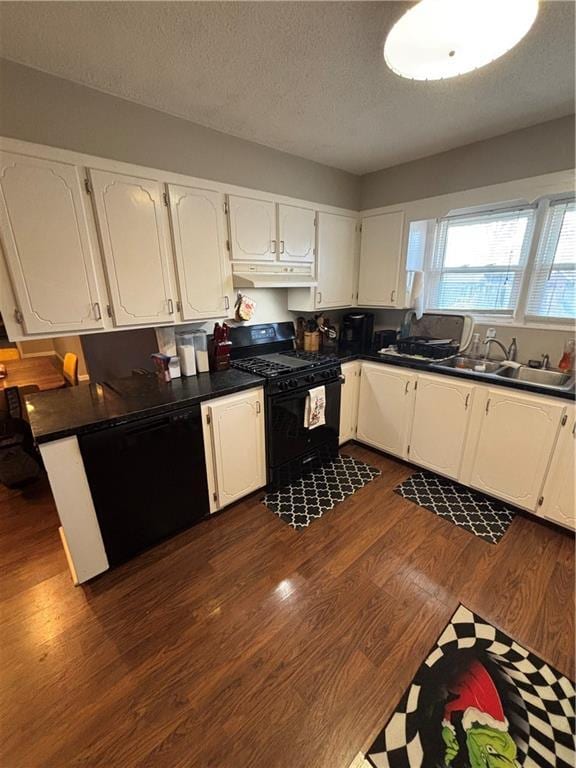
left=356, top=363, right=415, bottom=458
left=469, top=389, right=566, bottom=512
left=202, top=388, right=266, bottom=512
left=352, top=363, right=573, bottom=529
left=339, top=361, right=361, bottom=445
left=538, top=405, right=575, bottom=530
left=408, top=374, right=475, bottom=480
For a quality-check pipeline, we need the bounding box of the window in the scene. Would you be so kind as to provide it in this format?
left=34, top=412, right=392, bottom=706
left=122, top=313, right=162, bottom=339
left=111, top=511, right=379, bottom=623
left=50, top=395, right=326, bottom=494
left=426, top=207, right=536, bottom=316
left=526, top=198, right=575, bottom=321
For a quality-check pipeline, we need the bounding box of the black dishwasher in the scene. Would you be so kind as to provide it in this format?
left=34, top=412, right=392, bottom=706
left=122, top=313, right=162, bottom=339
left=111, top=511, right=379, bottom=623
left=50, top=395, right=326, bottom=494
left=78, top=404, right=210, bottom=566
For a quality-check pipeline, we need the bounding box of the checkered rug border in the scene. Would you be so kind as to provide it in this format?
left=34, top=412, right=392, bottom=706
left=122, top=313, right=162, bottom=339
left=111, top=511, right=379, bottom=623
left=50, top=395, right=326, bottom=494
left=366, top=605, right=575, bottom=768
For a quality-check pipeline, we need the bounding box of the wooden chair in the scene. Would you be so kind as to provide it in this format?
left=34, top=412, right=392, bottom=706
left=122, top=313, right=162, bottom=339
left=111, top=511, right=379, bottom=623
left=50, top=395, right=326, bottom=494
left=0, top=348, right=20, bottom=362
left=63, top=353, right=79, bottom=386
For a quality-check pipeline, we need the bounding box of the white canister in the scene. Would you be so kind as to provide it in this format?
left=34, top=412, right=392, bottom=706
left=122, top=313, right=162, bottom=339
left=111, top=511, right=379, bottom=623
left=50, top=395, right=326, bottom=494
left=176, top=332, right=197, bottom=377
left=192, top=330, right=209, bottom=373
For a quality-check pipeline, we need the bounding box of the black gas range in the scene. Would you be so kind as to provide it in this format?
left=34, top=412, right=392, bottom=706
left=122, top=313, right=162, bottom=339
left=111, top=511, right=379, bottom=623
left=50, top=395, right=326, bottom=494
left=228, top=323, right=342, bottom=488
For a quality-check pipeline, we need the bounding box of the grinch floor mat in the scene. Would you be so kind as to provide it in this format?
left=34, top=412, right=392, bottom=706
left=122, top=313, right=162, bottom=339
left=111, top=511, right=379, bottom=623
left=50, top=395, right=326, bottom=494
left=366, top=605, right=575, bottom=768
left=394, top=471, right=516, bottom=544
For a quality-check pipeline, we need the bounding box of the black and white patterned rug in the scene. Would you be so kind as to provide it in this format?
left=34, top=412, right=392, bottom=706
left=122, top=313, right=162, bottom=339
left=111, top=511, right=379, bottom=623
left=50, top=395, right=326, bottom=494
left=366, top=604, right=575, bottom=768
left=395, top=471, right=516, bottom=544
left=263, top=455, right=380, bottom=530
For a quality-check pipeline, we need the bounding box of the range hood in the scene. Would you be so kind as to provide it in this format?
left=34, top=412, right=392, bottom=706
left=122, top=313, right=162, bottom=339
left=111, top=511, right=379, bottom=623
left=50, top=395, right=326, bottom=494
left=232, top=263, right=317, bottom=289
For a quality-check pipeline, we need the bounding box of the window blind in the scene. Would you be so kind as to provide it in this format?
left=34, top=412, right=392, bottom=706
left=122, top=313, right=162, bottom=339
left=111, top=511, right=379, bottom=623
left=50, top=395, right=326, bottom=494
left=426, top=207, right=536, bottom=315
left=526, top=199, right=575, bottom=321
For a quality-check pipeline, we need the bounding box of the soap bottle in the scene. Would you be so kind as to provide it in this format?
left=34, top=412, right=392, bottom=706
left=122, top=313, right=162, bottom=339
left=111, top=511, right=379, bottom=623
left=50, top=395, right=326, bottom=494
left=558, top=339, right=575, bottom=371
left=508, top=337, right=518, bottom=362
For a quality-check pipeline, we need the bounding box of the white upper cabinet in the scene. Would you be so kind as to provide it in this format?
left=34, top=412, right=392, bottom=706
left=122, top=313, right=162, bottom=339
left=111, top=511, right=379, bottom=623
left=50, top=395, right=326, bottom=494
left=409, top=374, right=475, bottom=480
left=0, top=152, right=104, bottom=334
left=227, top=195, right=276, bottom=262
left=167, top=184, right=232, bottom=321
left=89, top=169, right=175, bottom=327
left=358, top=211, right=404, bottom=307
left=470, top=389, right=565, bottom=512
left=356, top=362, right=415, bottom=458
left=539, top=406, right=575, bottom=531
left=315, top=212, right=357, bottom=309
left=278, top=204, right=316, bottom=263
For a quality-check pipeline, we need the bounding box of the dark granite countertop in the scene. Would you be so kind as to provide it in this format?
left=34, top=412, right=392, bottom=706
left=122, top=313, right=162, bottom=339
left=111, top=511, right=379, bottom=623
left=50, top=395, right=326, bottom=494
left=28, top=351, right=574, bottom=445
left=26, top=369, right=265, bottom=444
left=342, top=352, right=575, bottom=401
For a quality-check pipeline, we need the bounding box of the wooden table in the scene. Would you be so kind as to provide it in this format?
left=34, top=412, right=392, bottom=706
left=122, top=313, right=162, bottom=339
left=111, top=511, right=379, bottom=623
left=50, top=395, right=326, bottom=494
left=0, top=356, right=66, bottom=391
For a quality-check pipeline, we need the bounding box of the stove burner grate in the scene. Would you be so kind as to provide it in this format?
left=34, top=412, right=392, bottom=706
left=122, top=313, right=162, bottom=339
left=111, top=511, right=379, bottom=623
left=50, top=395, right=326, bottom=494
left=230, top=357, right=292, bottom=377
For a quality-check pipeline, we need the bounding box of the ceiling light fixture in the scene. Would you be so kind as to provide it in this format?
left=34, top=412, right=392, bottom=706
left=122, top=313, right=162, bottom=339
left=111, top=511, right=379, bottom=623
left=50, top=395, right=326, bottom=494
left=384, top=0, right=539, bottom=81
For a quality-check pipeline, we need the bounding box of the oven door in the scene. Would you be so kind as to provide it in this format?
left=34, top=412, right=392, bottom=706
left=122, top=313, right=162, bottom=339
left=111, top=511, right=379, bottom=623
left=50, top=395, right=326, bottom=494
left=266, top=378, right=341, bottom=477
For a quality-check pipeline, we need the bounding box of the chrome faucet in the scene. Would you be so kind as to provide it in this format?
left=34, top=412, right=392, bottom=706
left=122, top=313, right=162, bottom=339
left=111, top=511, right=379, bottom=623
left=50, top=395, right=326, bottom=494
left=483, top=337, right=511, bottom=361
left=541, top=353, right=550, bottom=370
left=483, top=329, right=518, bottom=362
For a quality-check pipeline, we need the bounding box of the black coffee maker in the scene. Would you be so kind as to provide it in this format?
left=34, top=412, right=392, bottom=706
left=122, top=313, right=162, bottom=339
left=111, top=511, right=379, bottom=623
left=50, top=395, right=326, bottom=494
left=339, top=312, right=374, bottom=354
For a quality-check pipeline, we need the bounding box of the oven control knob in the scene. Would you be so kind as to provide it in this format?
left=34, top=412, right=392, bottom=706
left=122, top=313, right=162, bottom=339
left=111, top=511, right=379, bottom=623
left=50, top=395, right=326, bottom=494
left=279, top=380, right=290, bottom=391
left=306, top=374, right=316, bottom=383
left=289, top=379, right=298, bottom=388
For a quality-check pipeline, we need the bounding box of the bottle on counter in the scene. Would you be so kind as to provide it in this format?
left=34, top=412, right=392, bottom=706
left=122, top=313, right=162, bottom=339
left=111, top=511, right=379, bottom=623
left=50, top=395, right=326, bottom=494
left=558, top=339, right=575, bottom=371
left=468, top=332, right=482, bottom=359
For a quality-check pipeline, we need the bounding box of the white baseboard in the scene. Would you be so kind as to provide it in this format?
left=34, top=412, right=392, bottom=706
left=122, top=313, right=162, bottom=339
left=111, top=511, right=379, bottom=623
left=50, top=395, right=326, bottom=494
left=18, top=350, right=56, bottom=358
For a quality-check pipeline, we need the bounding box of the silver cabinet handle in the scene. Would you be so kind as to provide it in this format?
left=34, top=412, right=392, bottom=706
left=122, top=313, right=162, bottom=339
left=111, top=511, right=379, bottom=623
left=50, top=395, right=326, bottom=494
left=256, top=400, right=261, bottom=414
left=224, top=296, right=230, bottom=311
left=93, top=302, right=102, bottom=320
left=271, top=240, right=277, bottom=254
left=404, top=380, right=410, bottom=394
left=390, top=289, right=396, bottom=303
left=167, top=298, right=174, bottom=315
left=465, top=393, right=470, bottom=410
left=317, top=291, right=322, bottom=304
left=572, top=422, right=576, bottom=437
left=280, top=240, right=285, bottom=254
left=339, top=374, right=346, bottom=383
left=485, top=398, right=491, bottom=415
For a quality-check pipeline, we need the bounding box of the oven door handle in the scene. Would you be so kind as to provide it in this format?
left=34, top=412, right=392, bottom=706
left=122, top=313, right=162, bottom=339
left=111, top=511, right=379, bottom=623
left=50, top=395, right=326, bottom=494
left=268, top=379, right=341, bottom=402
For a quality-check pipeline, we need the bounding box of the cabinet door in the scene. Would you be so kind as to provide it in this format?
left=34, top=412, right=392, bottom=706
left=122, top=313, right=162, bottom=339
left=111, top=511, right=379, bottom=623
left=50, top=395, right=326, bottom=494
left=339, top=361, right=361, bottom=445
left=0, top=151, right=104, bottom=334
left=206, top=389, right=266, bottom=509
left=278, top=204, right=315, bottom=263
left=316, top=212, right=357, bottom=309
left=409, top=374, right=475, bottom=480
left=356, top=363, right=415, bottom=458
left=539, top=406, right=575, bottom=530
left=89, top=169, right=175, bottom=327
left=470, top=389, right=565, bottom=511
left=227, top=195, right=276, bottom=262
left=168, top=184, right=232, bottom=320
left=358, top=212, right=404, bottom=307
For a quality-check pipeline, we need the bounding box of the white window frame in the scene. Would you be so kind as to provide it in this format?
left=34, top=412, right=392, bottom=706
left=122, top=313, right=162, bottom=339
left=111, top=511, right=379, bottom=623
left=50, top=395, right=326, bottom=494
left=521, top=197, right=576, bottom=326
left=423, top=194, right=576, bottom=331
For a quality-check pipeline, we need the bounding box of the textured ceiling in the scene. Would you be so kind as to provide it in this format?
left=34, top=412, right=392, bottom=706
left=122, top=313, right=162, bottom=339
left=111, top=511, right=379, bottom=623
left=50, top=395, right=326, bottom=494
left=0, top=1, right=574, bottom=174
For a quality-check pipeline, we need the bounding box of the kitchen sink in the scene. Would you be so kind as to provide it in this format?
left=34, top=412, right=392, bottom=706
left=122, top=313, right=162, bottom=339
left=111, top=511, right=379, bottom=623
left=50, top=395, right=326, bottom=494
left=496, top=366, right=575, bottom=389
left=435, top=357, right=504, bottom=374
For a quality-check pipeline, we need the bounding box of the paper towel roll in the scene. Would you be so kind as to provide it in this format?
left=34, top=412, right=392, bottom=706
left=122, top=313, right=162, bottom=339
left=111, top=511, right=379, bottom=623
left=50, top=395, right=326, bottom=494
left=411, top=271, right=424, bottom=319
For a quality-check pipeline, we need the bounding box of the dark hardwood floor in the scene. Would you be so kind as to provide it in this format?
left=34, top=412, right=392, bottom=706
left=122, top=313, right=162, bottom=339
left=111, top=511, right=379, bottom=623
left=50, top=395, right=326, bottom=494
left=1, top=444, right=574, bottom=768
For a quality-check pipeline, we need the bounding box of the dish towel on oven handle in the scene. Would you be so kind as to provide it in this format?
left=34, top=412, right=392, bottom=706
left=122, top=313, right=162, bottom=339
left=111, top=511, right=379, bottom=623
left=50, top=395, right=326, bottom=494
left=304, top=385, right=326, bottom=430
